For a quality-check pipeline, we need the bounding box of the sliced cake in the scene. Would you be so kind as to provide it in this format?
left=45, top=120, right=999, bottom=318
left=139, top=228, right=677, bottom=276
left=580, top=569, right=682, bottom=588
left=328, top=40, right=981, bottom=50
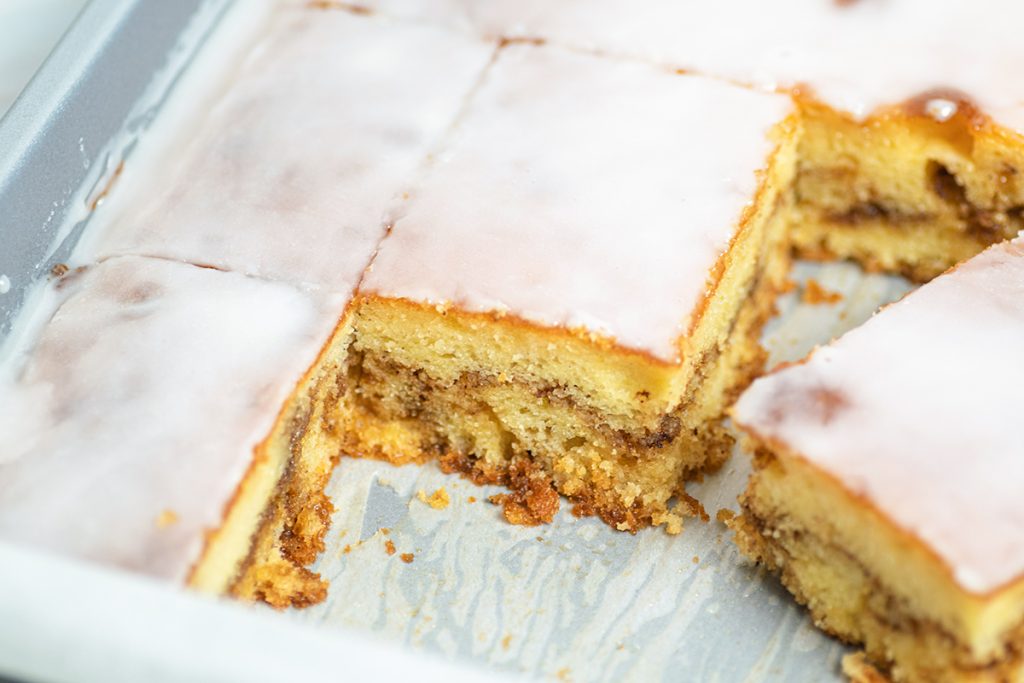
left=732, top=235, right=1024, bottom=682
left=16, top=4, right=495, bottom=605
left=0, top=256, right=350, bottom=605
left=350, top=42, right=798, bottom=532
left=363, top=0, right=1024, bottom=280
left=85, top=5, right=494, bottom=291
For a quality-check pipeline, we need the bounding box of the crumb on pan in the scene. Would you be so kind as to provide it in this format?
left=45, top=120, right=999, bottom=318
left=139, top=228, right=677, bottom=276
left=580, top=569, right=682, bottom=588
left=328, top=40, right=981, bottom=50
left=802, top=279, right=844, bottom=305
left=417, top=487, right=451, bottom=510
left=156, top=509, right=179, bottom=529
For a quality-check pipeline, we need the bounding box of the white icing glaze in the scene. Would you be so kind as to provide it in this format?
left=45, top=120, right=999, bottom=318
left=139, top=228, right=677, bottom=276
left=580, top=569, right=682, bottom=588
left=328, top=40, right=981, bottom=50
left=0, top=256, right=346, bottom=581
left=362, top=43, right=791, bottom=362
left=734, top=235, right=1024, bottom=595
left=83, top=6, right=494, bottom=292
left=364, top=0, right=1024, bottom=133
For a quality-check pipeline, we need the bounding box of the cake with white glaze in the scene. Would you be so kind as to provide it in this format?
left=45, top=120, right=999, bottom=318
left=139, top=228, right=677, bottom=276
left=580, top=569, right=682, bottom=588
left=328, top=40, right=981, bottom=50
left=0, top=2, right=494, bottom=607
left=732, top=235, right=1024, bottom=682
left=1, top=1, right=1024, bottom=679
left=353, top=42, right=797, bottom=531
left=364, top=0, right=1024, bottom=280
left=0, top=256, right=349, bottom=602
left=85, top=5, right=494, bottom=291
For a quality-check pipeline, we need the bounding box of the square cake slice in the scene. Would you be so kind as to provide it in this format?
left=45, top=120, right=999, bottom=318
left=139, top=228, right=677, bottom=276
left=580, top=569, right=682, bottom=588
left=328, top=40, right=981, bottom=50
left=0, top=256, right=351, bottom=606
left=84, top=3, right=494, bottom=292
left=732, top=236, right=1024, bottom=682
left=350, top=42, right=797, bottom=531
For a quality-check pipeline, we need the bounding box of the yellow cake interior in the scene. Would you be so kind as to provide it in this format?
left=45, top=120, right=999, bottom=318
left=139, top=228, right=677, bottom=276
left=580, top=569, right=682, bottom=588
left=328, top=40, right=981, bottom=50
left=733, top=443, right=1024, bottom=683
left=792, top=96, right=1024, bottom=281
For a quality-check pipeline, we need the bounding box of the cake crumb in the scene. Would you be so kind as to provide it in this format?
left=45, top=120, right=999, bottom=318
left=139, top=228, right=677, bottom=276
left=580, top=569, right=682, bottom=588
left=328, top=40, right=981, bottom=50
left=343, top=544, right=352, bottom=554
left=716, top=508, right=736, bottom=524
left=777, top=278, right=797, bottom=294
left=400, top=552, right=414, bottom=564
left=155, top=509, right=178, bottom=529
left=501, top=634, right=512, bottom=650
left=679, top=492, right=710, bottom=522
left=802, top=279, right=843, bottom=305
left=417, top=487, right=450, bottom=510
left=380, top=527, right=390, bottom=536
left=384, top=539, right=396, bottom=556
left=556, top=668, right=572, bottom=682
left=467, top=496, right=477, bottom=504
left=692, top=555, right=700, bottom=564
left=652, top=510, right=684, bottom=535
left=841, top=652, right=889, bottom=683
left=489, top=458, right=559, bottom=526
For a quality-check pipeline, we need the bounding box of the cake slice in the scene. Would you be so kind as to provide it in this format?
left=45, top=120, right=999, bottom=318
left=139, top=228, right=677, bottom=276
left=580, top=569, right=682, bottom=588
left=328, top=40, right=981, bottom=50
left=349, top=43, right=797, bottom=531
left=731, top=236, right=1024, bottom=682
left=84, top=4, right=495, bottom=291
left=0, top=256, right=351, bottom=605
left=365, top=0, right=1024, bottom=281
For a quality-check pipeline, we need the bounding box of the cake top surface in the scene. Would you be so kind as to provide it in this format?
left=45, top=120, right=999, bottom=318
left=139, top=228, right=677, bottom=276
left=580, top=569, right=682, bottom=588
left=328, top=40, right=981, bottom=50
left=366, top=0, right=1024, bottom=132
left=361, top=43, right=791, bottom=363
left=83, top=5, right=493, bottom=293
left=0, top=256, right=343, bottom=581
left=733, top=235, right=1024, bottom=595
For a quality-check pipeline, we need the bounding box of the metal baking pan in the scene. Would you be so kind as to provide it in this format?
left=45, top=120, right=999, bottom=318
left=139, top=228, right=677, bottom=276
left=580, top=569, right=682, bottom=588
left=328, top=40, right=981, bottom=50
left=0, top=2, right=916, bottom=681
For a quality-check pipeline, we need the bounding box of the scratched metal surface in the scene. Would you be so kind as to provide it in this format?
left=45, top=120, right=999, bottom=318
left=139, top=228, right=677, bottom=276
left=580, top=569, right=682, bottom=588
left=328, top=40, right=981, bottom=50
left=291, top=261, right=916, bottom=682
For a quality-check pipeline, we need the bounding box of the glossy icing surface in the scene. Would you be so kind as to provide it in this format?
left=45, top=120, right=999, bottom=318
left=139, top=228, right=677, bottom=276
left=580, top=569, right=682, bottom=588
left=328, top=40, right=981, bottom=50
left=734, top=236, right=1024, bottom=594
left=362, top=43, right=791, bottom=362
left=85, top=5, right=494, bottom=292
left=365, top=0, right=1024, bottom=132
left=0, top=257, right=344, bottom=581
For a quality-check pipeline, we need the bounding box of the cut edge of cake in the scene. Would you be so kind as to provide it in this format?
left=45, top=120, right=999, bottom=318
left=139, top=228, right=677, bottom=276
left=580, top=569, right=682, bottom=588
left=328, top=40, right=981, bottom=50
left=729, top=430, right=1024, bottom=682
left=790, top=91, right=1024, bottom=282
left=729, top=236, right=1024, bottom=681
left=190, top=309, right=358, bottom=607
